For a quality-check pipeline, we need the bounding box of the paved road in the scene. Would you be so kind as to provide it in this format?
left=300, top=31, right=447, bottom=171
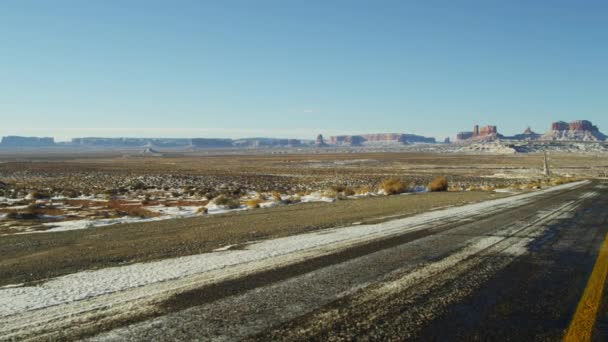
left=82, top=180, right=608, bottom=341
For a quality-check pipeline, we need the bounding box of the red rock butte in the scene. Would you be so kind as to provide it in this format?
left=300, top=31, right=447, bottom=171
left=475, top=125, right=498, bottom=137
left=550, top=120, right=597, bottom=132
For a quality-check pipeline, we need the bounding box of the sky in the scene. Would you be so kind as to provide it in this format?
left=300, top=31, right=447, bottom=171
left=1, top=0, right=607, bottom=141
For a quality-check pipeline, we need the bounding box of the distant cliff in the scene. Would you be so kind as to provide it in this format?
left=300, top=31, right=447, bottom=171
left=71, top=137, right=192, bottom=148
left=1, top=136, right=55, bottom=147
left=328, top=133, right=435, bottom=146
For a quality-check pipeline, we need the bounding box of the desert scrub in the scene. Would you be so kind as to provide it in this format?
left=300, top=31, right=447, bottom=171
left=355, top=185, right=372, bottom=195
left=330, top=184, right=347, bottom=193
left=343, top=187, right=356, bottom=196
left=213, top=195, right=241, bottom=209
left=380, top=178, right=409, bottom=195
left=245, top=199, right=263, bottom=209
left=271, top=192, right=282, bottom=201
left=28, top=190, right=51, bottom=200
left=106, top=200, right=160, bottom=218
left=551, top=177, right=578, bottom=185
left=428, top=176, right=448, bottom=192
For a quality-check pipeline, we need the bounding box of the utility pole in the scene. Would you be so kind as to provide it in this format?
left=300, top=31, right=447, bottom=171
left=543, top=151, right=550, bottom=177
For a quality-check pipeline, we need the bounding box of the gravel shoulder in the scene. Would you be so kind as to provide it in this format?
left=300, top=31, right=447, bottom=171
left=0, top=191, right=505, bottom=287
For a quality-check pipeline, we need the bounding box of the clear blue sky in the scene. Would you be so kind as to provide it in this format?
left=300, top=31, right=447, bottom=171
left=1, top=0, right=607, bottom=141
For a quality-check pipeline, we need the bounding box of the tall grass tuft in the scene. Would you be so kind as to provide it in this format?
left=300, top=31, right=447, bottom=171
left=380, top=178, right=409, bottom=195
left=428, top=176, right=449, bottom=192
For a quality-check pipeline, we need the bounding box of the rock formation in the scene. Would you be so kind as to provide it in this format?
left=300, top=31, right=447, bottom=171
left=1, top=136, right=55, bottom=147
left=329, top=135, right=365, bottom=146
left=541, top=120, right=606, bottom=141
left=476, top=125, right=498, bottom=137
left=457, top=124, right=499, bottom=141
left=327, top=133, right=435, bottom=146
left=456, top=131, right=474, bottom=141
left=315, top=134, right=327, bottom=147
left=509, top=127, right=541, bottom=140
left=190, top=138, right=234, bottom=148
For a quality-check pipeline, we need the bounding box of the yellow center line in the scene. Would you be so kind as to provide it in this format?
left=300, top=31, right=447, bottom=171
left=564, top=231, right=608, bottom=342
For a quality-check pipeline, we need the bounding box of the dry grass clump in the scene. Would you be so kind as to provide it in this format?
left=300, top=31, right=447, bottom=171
left=322, top=189, right=335, bottom=197
left=380, top=178, right=409, bottom=195
left=355, top=185, right=372, bottom=195
left=428, top=176, right=449, bottom=192
left=522, top=181, right=542, bottom=190
left=330, top=184, right=347, bottom=193
left=245, top=199, right=263, bottom=209
left=106, top=200, right=160, bottom=218
left=28, top=190, right=51, bottom=199
left=271, top=192, right=282, bottom=201
left=328, top=184, right=355, bottom=197
left=343, top=187, right=355, bottom=196
left=551, top=177, right=578, bottom=185
left=213, top=195, right=241, bottom=209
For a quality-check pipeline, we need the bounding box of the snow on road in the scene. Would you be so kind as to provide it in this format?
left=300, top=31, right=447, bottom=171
left=0, top=181, right=589, bottom=318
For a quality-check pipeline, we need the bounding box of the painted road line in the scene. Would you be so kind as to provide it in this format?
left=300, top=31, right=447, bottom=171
left=564, top=231, right=608, bottom=342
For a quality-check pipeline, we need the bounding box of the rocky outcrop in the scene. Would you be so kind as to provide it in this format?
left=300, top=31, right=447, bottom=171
left=315, top=134, right=327, bottom=147
left=541, top=120, right=606, bottom=141
left=508, top=127, right=541, bottom=140
left=457, top=124, right=500, bottom=141
left=471, top=125, right=498, bottom=138
left=551, top=121, right=570, bottom=131
left=456, top=132, right=474, bottom=141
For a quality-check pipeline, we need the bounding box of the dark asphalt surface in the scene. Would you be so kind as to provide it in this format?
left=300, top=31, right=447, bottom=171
left=89, top=181, right=607, bottom=341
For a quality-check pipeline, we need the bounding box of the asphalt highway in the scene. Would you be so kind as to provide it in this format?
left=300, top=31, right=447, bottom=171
left=85, top=180, right=608, bottom=341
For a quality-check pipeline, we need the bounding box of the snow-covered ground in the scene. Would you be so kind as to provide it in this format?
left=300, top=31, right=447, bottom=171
left=0, top=180, right=589, bottom=318
left=9, top=191, right=380, bottom=234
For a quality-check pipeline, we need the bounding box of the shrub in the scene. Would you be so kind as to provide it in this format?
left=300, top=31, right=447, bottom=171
left=102, top=188, right=120, bottom=199
left=62, top=189, right=81, bottom=198
left=214, top=195, right=241, bottom=209
left=106, top=200, right=159, bottom=218
left=204, top=192, right=218, bottom=201
left=245, top=199, right=263, bottom=209
left=323, top=189, right=338, bottom=198
left=343, top=187, right=356, bottom=196
left=552, top=177, right=577, bottom=185
left=271, top=192, right=282, bottom=201
left=28, top=190, right=50, bottom=199
left=380, top=178, right=409, bottom=195
left=330, top=184, right=347, bottom=193
left=355, top=185, right=372, bottom=195
left=428, top=176, right=449, bottom=192
left=131, top=182, right=146, bottom=190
